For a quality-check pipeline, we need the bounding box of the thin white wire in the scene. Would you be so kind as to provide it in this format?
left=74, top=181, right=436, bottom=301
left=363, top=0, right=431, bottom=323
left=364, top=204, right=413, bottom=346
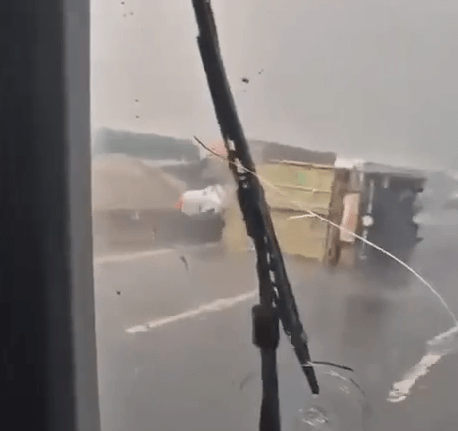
left=251, top=163, right=457, bottom=324
left=194, top=138, right=457, bottom=324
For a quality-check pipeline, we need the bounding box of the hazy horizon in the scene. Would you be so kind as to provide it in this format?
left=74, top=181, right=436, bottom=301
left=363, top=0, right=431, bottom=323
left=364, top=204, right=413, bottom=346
left=91, top=0, right=458, bottom=171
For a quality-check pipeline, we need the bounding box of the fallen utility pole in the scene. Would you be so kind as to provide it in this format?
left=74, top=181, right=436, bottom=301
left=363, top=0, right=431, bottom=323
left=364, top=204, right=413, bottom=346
left=190, top=2, right=319, bottom=431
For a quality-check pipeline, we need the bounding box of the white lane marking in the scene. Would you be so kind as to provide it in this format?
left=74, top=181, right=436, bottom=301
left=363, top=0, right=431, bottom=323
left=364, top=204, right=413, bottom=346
left=95, top=248, right=174, bottom=265
left=388, top=353, right=443, bottom=403
left=388, top=324, right=458, bottom=403
left=126, top=290, right=257, bottom=334
left=94, top=243, right=220, bottom=265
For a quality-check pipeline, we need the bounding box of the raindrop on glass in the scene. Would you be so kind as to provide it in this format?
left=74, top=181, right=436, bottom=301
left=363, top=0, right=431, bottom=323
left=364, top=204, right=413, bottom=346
left=297, top=406, right=333, bottom=431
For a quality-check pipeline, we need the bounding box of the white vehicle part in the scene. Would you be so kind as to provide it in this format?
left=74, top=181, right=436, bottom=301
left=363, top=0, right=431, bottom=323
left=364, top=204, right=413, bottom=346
left=367, top=180, right=375, bottom=214
left=362, top=215, right=374, bottom=227
left=181, top=185, right=227, bottom=216
left=360, top=179, right=375, bottom=258
left=339, top=193, right=360, bottom=243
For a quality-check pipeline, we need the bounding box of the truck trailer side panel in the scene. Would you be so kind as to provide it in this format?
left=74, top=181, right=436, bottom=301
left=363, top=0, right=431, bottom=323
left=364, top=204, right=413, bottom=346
left=223, top=162, right=339, bottom=261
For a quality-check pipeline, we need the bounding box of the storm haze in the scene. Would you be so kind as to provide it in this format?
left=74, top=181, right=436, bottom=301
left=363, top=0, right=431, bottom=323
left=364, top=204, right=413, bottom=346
left=91, top=0, right=458, bottom=169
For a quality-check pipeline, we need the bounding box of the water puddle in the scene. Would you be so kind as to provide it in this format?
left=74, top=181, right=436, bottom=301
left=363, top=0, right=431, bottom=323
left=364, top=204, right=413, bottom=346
left=297, top=406, right=333, bottom=430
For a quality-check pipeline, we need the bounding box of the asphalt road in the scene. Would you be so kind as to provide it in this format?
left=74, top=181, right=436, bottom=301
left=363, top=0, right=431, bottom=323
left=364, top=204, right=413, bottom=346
left=94, top=216, right=458, bottom=431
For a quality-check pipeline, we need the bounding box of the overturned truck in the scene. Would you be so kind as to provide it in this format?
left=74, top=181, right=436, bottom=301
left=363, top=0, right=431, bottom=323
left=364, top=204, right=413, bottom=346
left=223, top=145, right=426, bottom=273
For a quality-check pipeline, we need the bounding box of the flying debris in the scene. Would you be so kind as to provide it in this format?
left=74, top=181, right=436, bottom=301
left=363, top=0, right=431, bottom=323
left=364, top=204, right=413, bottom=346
left=179, top=255, right=189, bottom=272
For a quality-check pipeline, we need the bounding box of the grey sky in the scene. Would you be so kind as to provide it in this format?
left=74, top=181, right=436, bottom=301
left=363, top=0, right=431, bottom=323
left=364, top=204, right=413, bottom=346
left=91, top=0, right=458, bottom=169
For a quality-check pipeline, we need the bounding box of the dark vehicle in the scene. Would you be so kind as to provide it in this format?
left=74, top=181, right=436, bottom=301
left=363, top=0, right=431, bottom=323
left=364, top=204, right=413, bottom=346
left=355, top=163, right=426, bottom=280
left=93, top=208, right=224, bottom=253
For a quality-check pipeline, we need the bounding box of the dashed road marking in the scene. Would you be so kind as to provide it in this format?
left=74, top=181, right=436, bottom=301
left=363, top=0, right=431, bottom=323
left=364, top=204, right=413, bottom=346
left=94, top=243, right=220, bottom=265
left=95, top=248, right=174, bottom=265
left=126, top=290, right=257, bottom=333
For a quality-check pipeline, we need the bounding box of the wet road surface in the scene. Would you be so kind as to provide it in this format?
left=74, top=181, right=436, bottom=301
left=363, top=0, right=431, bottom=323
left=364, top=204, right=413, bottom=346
left=95, top=220, right=458, bottom=431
